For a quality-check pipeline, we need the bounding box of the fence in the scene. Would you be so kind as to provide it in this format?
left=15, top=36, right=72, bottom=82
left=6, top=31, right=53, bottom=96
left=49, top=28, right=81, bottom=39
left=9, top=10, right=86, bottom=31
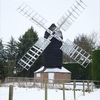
left=0, top=77, right=100, bottom=100
left=3, top=77, right=100, bottom=90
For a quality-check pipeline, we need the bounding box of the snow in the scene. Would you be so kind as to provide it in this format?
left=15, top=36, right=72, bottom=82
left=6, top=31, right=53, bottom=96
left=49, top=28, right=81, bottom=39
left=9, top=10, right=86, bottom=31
left=0, top=83, right=100, bottom=100
left=34, top=66, right=71, bottom=73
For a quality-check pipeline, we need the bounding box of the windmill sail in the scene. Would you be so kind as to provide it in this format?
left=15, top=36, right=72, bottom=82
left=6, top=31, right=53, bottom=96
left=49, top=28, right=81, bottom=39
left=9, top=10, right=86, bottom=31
left=60, top=39, right=91, bottom=68
left=17, top=1, right=91, bottom=70
left=18, top=37, right=51, bottom=70
left=17, top=3, right=53, bottom=34
left=57, top=0, right=87, bottom=31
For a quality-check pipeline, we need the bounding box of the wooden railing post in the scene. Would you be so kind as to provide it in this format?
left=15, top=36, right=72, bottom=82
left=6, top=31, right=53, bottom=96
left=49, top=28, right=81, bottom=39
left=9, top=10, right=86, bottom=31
left=91, top=81, right=93, bottom=92
left=87, top=80, right=90, bottom=93
left=62, top=82, right=65, bottom=100
left=9, top=85, right=13, bottom=100
left=0, top=80, right=1, bottom=87
left=83, top=81, right=85, bottom=96
left=18, top=77, right=20, bottom=87
left=73, top=80, right=76, bottom=100
left=45, top=83, right=47, bottom=100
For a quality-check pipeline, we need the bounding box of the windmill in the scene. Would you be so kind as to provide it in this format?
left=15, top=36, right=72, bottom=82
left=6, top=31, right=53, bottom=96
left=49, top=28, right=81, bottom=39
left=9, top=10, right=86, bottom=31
left=17, top=0, right=92, bottom=71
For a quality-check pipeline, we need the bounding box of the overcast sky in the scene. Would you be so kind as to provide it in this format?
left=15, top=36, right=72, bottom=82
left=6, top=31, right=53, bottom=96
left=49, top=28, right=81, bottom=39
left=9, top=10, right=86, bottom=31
left=0, top=0, right=100, bottom=44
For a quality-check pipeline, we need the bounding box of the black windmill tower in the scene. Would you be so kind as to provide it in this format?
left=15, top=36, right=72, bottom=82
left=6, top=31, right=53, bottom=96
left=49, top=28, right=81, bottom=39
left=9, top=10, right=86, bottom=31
left=17, top=0, right=92, bottom=71
left=44, top=23, right=63, bottom=69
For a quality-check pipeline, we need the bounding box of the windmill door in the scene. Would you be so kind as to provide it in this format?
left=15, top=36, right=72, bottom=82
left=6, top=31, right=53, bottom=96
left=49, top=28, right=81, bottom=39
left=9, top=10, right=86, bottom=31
left=48, top=73, right=54, bottom=83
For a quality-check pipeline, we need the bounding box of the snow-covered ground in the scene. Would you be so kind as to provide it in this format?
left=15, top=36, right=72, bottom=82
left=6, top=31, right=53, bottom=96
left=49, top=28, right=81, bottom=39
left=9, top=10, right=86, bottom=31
left=0, top=83, right=100, bottom=100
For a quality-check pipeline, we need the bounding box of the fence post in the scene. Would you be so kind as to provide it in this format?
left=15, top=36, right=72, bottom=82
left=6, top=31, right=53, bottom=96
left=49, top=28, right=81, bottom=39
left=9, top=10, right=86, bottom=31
left=26, top=77, right=27, bottom=86
left=18, top=77, right=20, bottom=87
left=91, top=81, right=93, bottom=92
left=40, top=79, right=42, bottom=88
left=12, top=77, right=14, bottom=86
left=83, top=81, right=85, bottom=96
left=45, top=83, right=47, bottom=100
left=73, top=80, right=76, bottom=100
left=9, top=85, right=13, bottom=100
left=87, top=80, right=90, bottom=93
left=0, top=80, right=1, bottom=87
left=62, top=82, right=65, bottom=100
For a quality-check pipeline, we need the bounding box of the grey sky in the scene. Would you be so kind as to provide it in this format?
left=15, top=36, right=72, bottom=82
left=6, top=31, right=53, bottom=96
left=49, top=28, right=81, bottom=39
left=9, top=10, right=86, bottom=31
left=0, top=0, right=100, bottom=44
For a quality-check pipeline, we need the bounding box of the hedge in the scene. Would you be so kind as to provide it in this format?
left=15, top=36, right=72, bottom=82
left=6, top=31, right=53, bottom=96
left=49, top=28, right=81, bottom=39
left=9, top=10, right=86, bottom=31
left=92, top=50, right=100, bottom=81
left=63, top=63, right=91, bottom=80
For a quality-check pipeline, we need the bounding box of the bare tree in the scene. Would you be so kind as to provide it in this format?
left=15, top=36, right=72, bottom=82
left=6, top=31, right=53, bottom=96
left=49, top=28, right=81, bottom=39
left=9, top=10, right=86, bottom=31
left=74, top=31, right=100, bottom=53
left=74, top=33, right=93, bottom=54
left=88, top=31, right=100, bottom=49
left=63, top=31, right=100, bottom=62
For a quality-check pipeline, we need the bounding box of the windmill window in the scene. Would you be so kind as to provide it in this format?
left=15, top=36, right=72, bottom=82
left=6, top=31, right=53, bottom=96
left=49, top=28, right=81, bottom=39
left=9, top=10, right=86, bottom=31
left=36, top=73, right=40, bottom=77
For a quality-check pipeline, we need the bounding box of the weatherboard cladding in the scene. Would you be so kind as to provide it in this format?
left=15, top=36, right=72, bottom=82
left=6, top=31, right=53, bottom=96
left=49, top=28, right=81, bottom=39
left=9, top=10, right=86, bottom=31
left=44, top=24, right=63, bottom=69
